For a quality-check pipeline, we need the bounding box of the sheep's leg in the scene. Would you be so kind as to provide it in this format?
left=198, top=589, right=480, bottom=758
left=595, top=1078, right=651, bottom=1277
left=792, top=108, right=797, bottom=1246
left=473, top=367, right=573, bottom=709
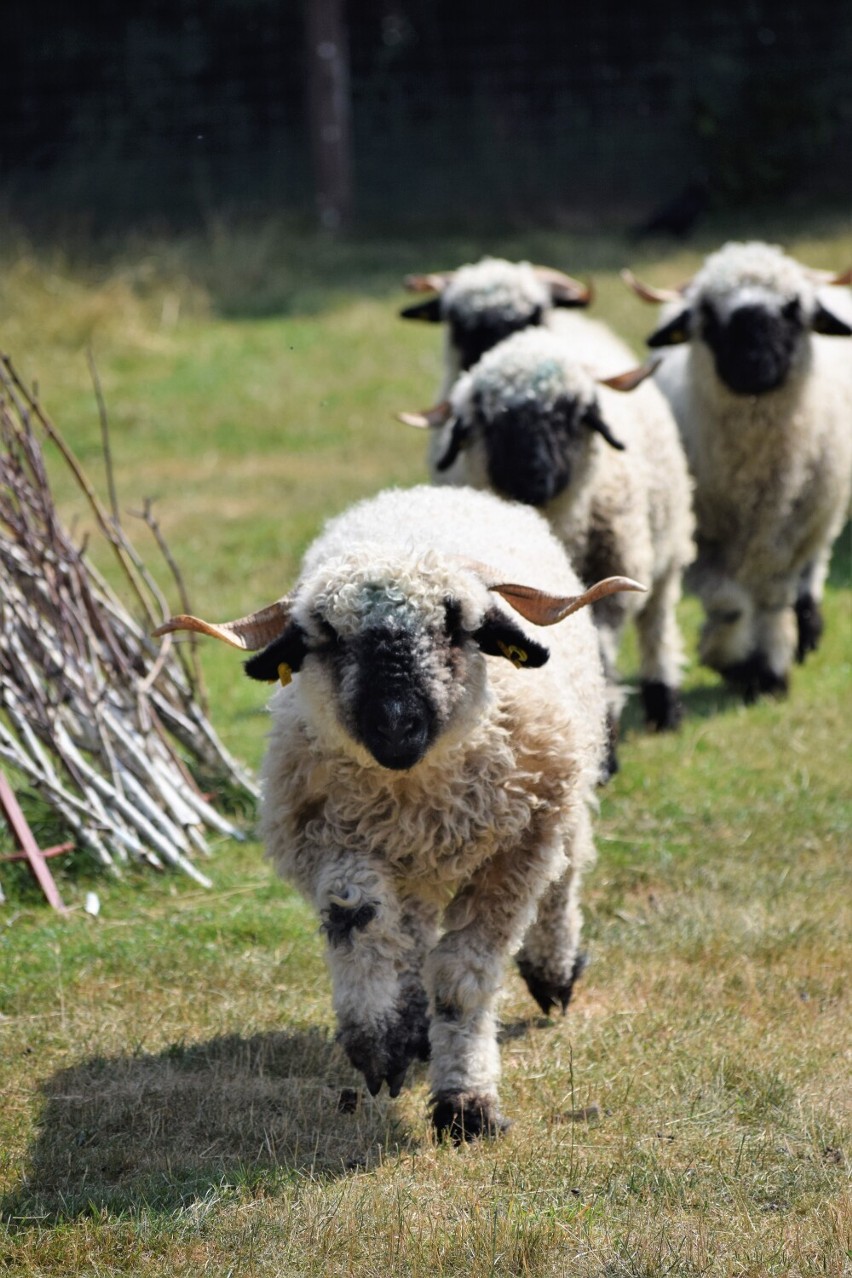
left=424, top=825, right=565, bottom=1141
left=316, top=860, right=438, bottom=1097
left=795, top=547, right=831, bottom=662
left=593, top=617, right=626, bottom=780
left=635, top=565, right=686, bottom=730
left=516, top=805, right=594, bottom=1016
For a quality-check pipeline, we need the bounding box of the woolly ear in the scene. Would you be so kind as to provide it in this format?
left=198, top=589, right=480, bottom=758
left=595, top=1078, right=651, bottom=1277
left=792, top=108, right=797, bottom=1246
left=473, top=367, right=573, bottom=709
left=473, top=607, right=549, bottom=668
left=400, top=297, right=443, bottom=323
left=244, top=624, right=309, bottom=684
left=811, top=300, right=852, bottom=336
left=647, top=308, right=692, bottom=348
left=583, top=400, right=626, bottom=451
left=434, top=417, right=470, bottom=472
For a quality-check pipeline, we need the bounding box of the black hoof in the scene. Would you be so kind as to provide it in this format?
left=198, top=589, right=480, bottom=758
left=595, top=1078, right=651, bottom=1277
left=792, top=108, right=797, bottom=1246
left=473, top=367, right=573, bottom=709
left=794, top=594, right=823, bottom=663
left=516, top=950, right=588, bottom=1016
left=338, top=987, right=430, bottom=1097
left=720, top=653, right=789, bottom=704
left=641, top=681, right=683, bottom=731
left=431, top=1092, right=511, bottom=1143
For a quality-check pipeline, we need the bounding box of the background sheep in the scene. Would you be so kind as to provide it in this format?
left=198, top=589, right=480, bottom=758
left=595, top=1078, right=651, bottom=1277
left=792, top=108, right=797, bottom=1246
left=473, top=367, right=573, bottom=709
left=155, top=485, right=643, bottom=1141
left=402, top=329, right=695, bottom=746
left=400, top=255, right=635, bottom=398
left=625, top=241, right=852, bottom=700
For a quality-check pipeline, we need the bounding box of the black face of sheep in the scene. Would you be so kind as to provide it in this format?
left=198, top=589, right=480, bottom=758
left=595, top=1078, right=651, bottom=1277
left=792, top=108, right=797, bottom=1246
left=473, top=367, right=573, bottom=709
left=478, top=394, right=625, bottom=510
left=450, top=307, right=544, bottom=372
left=243, top=597, right=549, bottom=772
left=482, top=398, right=578, bottom=507
left=699, top=298, right=805, bottom=395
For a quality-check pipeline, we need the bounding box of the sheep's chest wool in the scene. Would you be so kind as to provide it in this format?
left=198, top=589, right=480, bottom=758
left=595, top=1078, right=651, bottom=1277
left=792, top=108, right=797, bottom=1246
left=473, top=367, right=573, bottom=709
left=262, top=672, right=579, bottom=906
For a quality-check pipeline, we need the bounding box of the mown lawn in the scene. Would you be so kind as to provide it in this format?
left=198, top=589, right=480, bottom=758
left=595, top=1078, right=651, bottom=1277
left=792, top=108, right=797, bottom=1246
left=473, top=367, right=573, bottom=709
left=0, top=215, right=850, bottom=1276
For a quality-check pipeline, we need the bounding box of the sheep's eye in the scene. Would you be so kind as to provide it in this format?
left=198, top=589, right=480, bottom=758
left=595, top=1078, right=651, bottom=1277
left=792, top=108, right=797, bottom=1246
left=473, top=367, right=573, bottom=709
left=444, top=597, right=466, bottom=645
left=700, top=300, right=719, bottom=337
left=782, top=298, right=801, bottom=323
left=312, top=616, right=342, bottom=649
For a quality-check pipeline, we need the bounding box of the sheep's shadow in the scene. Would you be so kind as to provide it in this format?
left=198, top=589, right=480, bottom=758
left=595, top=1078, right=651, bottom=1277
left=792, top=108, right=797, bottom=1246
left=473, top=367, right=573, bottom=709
left=3, top=1027, right=418, bottom=1224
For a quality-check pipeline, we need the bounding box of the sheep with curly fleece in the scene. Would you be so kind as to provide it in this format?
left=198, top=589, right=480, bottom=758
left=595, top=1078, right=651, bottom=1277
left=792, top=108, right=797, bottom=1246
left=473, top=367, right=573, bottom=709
left=402, top=328, right=695, bottom=743
left=155, top=485, right=643, bottom=1140
left=624, top=241, right=852, bottom=699
left=400, top=255, right=635, bottom=399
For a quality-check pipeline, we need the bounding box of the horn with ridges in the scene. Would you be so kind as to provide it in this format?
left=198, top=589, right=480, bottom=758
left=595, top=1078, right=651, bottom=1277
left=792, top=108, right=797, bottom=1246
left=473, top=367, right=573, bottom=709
left=402, top=271, right=454, bottom=294
left=621, top=268, right=684, bottom=304
left=597, top=357, right=662, bottom=392
left=152, top=598, right=292, bottom=651
left=396, top=401, right=452, bottom=430
left=533, top=266, right=593, bottom=305
left=489, top=576, right=647, bottom=626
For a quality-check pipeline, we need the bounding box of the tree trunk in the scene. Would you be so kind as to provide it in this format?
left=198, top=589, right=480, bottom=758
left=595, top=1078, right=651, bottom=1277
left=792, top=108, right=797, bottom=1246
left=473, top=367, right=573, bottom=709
left=305, top=0, right=353, bottom=231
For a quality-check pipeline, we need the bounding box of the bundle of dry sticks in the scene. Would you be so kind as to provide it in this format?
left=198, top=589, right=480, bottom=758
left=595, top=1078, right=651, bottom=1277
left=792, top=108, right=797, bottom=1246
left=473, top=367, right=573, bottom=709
left=0, top=352, right=257, bottom=885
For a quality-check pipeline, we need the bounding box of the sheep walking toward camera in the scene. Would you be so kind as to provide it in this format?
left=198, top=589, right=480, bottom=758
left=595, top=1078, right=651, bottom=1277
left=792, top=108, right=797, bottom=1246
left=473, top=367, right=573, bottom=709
left=401, top=328, right=695, bottom=746
left=624, top=241, right=852, bottom=699
left=400, top=255, right=635, bottom=399
left=155, top=485, right=643, bottom=1140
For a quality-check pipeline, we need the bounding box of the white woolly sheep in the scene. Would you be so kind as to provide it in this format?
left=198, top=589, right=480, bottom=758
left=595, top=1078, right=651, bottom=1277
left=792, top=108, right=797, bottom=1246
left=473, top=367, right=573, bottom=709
left=155, top=485, right=643, bottom=1141
left=400, top=255, right=635, bottom=399
left=624, top=241, right=852, bottom=700
left=402, top=328, right=695, bottom=749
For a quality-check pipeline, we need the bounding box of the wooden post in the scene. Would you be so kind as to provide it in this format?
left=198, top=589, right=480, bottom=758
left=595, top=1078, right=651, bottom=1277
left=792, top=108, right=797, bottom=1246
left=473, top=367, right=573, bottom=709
left=305, top=0, right=353, bottom=231
left=0, top=769, right=69, bottom=912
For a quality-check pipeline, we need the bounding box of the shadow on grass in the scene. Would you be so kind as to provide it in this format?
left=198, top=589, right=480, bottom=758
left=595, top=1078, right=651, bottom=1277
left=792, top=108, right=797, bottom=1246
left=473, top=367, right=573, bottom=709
left=2, top=1028, right=419, bottom=1225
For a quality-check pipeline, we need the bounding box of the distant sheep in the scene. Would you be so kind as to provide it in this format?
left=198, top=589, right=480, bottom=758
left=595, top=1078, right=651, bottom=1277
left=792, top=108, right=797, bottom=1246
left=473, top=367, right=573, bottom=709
left=624, top=241, right=852, bottom=699
left=400, top=255, right=635, bottom=398
left=155, top=485, right=643, bottom=1141
left=402, top=328, right=695, bottom=744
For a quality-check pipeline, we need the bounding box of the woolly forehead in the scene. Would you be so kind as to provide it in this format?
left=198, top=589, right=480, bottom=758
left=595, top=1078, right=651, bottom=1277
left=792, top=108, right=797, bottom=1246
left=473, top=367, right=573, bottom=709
left=442, top=258, right=550, bottom=326
left=690, top=241, right=816, bottom=314
left=452, top=329, right=595, bottom=418
left=295, top=551, right=490, bottom=637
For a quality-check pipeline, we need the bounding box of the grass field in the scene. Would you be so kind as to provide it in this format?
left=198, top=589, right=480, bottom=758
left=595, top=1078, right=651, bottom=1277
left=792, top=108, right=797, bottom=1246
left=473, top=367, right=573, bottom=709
left=0, top=214, right=850, bottom=1276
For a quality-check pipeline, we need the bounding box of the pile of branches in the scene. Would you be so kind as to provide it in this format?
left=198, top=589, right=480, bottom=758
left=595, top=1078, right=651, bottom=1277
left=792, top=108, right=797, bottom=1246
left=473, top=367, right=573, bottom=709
left=0, top=352, right=258, bottom=885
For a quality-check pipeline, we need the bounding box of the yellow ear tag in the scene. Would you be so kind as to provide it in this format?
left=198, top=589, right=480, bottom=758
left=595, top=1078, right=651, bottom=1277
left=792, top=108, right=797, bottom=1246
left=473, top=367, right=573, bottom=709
left=277, top=662, right=293, bottom=687
left=496, top=640, right=528, bottom=669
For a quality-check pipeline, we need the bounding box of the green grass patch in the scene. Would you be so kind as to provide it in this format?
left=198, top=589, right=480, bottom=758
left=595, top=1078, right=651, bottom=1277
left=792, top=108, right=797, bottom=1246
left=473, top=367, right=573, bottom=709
left=0, top=216, right=850, bottom=1276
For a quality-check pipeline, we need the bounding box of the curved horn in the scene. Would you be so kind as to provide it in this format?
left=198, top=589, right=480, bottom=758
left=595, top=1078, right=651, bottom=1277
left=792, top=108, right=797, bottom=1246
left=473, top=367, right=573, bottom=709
left=533, top=266, right=593, bottom=306
left=807, top=266, right=852, bottom=286
left=489, top=576, right=647, bottom=626
left=621, top=268, right=683, bottom=304
left=152, top=598, right=292, bottom=651
left=396, top=401, right=453, bottom=430
left=402, top=271, right=455, bottom=294
left=597, top=356, right=662, bottom=392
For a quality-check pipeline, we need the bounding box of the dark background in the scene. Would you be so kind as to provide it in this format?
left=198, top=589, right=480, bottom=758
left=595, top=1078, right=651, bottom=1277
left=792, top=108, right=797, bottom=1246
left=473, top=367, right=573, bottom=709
left=3, top=0, right=851, bottom=235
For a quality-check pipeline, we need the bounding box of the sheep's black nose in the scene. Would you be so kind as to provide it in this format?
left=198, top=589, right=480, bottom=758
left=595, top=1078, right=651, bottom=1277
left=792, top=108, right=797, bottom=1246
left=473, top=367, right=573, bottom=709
left=360, top=697, right=432, bottom=770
